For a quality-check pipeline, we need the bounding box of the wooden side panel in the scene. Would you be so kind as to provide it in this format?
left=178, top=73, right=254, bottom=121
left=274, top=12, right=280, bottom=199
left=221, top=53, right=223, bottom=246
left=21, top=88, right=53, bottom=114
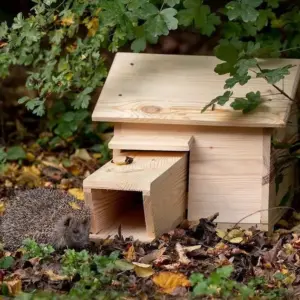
left=149, top=153, right=188, bottom=236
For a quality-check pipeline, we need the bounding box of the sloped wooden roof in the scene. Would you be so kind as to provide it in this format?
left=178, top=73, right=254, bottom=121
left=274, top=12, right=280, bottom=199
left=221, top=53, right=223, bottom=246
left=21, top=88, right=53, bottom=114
left=92, top=52, right=300, bottom=128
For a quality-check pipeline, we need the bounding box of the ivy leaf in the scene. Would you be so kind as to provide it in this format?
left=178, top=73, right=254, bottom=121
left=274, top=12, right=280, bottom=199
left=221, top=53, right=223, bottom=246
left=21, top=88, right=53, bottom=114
left=201, top=91, right=233, bottom=113
left=131, top=37, right=147, bottom=52
left=6, top=146, right=26, bottom=161
left=230, top=91, right=262, bottom=113
left=224, top=74, right=251, bottom=89
left=177, top=0, right=220, bottom=36
left=161, top=8, right=178, bottom=31
left=225, top=0, right=263, bottom=23
left=165, top=0, right=180, bottom=7
left=256, top=64, right=294, bottom=84
left=235, top=58, right=257, bottom=76
left=0, top=22, right=8, bottom=39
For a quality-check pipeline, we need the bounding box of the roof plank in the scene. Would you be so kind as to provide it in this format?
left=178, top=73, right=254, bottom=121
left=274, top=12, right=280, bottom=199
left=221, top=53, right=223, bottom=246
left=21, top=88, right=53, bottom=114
left=92, top=53, right=300, bottom=128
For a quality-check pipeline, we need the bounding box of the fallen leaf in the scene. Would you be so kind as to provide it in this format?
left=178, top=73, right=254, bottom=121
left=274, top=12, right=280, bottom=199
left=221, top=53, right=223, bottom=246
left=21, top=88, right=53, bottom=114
left=68, top=202, right=81, bottom=210
left=72, top=149, right=91, bottom=161
left=293, top=211, right=300, bottom=221
left=84, top=17, right=99, bottom=37
left=115, top=260, right=134, bottom=271
left=1, top=276, right=22, bottom=296
left=68, top=188, right=84, bottom=201
left=175, top=243, right=191, bottom=265
left=26, top=152, right=35, bottom=162
left=61, top=13, right=75, bottom=26
left=229, top=237, right=243, bottom=244
left=216, top=229, right=226, bottom=238
left=125, top=245, right=136, bottom=262
left=4, top=180, right=13, bottom=188
left=182, top=245, right=202, bottom=253
left=44, top=269, right=69, bottom=281
left=132, top=262, right=154, bottom=278
left=0, top=202, right=5, bottom=216
left=139, top=247, right=166, bottom=264
left=152, top=272, right=190, bottom=294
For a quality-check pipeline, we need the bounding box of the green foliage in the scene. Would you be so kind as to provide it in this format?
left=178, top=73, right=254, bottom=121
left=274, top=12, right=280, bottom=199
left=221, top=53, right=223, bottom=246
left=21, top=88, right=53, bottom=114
left=21, top=239, right=55, bottom=261
left=6, top=146, right=26, bottom=161
left=0, top=256, right=15, bottom=269
left=190, top=266, right=289, bottom=299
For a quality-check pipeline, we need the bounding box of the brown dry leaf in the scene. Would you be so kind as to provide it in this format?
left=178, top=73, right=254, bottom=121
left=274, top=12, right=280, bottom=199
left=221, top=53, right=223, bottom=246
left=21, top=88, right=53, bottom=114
left=5, top=179, right=13, bottom=188
left=68, top=164, right=82, bottom=176
left=182, top=245, right=201, bottom=253
left=68, top=202, right=81, bottom=210
left=68, top=188, right=84, bottom=201
left=125, top=245, right=136, bottom=262
left=44, top=269, right=69, bottom=281
left=132, top=262, right=154, bottom=278
left=152, top=272, right=190, bottom=294
left=17, top=166, right=41, bottom=188
left=175, top=243, right=191, bottom=265
left=72, top=149, right=91, bottom=161
left=139, top=247, right=166, bottom=264
left=2, top=277, right=22, bottom=296
left=162, top=263, right=181, bottom=270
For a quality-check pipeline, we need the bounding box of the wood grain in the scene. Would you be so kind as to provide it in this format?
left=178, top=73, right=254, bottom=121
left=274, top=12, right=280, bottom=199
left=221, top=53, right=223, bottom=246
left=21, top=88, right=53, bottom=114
left=92, top=53, right=300, bottom=128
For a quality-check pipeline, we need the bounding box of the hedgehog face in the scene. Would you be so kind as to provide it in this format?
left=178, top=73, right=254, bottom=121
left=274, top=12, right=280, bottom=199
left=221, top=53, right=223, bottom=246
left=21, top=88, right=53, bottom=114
left=63, top=215, right=90, bottom=249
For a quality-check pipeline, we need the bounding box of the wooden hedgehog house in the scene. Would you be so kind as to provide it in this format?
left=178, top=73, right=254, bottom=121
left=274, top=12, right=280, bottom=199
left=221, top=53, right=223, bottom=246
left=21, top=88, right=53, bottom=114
left=83, top=52, right=300, bottom=242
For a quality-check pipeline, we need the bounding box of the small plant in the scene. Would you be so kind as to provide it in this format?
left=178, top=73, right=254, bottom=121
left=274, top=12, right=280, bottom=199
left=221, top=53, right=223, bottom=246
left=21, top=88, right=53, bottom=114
left=21, top=239, right=55, bottom=261
left=190, top=265, right=289, bottom=299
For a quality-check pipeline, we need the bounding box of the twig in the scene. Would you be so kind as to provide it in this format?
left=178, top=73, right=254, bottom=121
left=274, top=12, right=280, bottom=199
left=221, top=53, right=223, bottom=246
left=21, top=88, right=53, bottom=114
left=222, top=206, right=296, bottom=240
left=256, top=63, right=296, bottom=103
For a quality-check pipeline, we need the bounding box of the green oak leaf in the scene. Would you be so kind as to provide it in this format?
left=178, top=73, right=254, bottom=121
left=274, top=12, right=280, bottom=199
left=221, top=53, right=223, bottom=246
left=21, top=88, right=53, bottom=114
left=256, top=64, right=294, bottom=84
left=225, top=0, right=263, bottom=23
left=131, top=37, right=147, bottom=52
left=201, top=91, right=233, bottom=113
left=165, top=0, right=180, bottom=7
left=235, top=58, right=257, bottom=76
left=177, top=0, right=220, bottom=36
left=161, top=8, right=178, bottom=31
left=224, top=74, right=251, bottom=89
left=230, top=91, right=262, bottom=113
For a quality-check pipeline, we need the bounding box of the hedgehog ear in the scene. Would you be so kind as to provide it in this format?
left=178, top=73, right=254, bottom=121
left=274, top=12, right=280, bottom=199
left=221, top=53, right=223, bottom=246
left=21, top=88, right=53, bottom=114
left=63, top=215, right=72, bottom=227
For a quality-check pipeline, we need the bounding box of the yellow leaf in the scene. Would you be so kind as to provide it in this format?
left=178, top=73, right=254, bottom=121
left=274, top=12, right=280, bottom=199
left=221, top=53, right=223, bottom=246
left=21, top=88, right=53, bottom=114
left=72, top=149, right=91, bottom=161
left=4, top=180, right=13, bottom=188
left=85, top=17, right=99, bottom=37
left=125, top=245, right=136, bottom=262
left=92, top=153, right=102, bottom=159
left=65, top=73, right=73, bottom=81
left=0, top=202, right=5, bottom=216
left=152, top=272, right=190, bottom=294
left=68, top=188, right=84, bottom=201
left=2, top=277, right=22, bottom=296
left=227, top=229, right=243, bottom=239
left=68, top=202, right=81, bottom=210
left=44, top=269, right=70, bottom=281
left=26, top=152, right=35, bottom=162
left=216, top=229, right=226, bottom=239
left=229, top=237, right=244, bottom=244
left=61, top=13, right=75, bottom=26
left=132, top=262, right=154, bottom=278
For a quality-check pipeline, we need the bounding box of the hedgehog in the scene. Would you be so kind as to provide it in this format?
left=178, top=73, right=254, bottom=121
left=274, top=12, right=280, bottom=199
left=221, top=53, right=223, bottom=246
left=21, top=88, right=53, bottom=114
left=0, top=188, right=91, bottom=251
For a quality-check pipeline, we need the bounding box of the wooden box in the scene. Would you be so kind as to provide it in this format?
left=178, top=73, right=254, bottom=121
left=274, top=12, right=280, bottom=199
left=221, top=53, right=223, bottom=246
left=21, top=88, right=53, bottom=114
left=83, top=53, right=300, bottom=241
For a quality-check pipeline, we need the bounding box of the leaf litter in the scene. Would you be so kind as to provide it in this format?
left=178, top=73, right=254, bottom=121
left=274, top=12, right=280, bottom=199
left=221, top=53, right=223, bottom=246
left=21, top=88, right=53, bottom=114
left=1, top=147, right=300, bottom=298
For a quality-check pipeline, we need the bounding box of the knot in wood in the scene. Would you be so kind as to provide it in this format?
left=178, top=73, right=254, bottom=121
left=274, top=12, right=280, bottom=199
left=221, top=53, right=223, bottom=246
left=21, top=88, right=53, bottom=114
left=140, top=105, right=162, bottom=114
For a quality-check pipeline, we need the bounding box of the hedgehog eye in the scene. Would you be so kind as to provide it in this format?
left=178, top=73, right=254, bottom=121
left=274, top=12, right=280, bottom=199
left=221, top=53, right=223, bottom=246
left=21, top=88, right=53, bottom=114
left=73, top=229, right=79, bottom=234
left=64, top=216, right=72, bottom=227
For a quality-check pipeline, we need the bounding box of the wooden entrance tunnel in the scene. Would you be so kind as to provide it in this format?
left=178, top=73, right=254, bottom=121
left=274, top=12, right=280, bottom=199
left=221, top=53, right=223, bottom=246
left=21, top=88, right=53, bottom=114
left=83, top=148, right=191, bottom=241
